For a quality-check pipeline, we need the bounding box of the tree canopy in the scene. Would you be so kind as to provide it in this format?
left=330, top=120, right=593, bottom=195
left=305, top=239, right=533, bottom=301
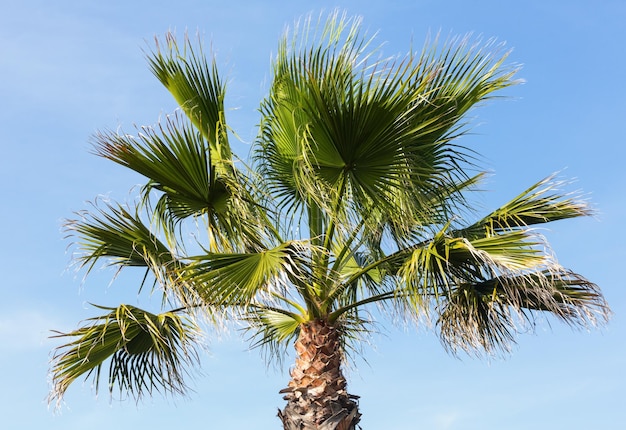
left=49, top=13, right=609, bottom=427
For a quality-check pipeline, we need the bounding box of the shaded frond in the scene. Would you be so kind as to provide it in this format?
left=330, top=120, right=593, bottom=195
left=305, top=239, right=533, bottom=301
left=93, top=113, right=222, bottom=222
left=49, top=304, right=201, bottom=406
left=437, top=282, right=517, bottom=356
left=475, top=269, right=610, bottom=326
left=65, top=200, right=174, bottom=273
left=437, top=268, right=610, bottom=356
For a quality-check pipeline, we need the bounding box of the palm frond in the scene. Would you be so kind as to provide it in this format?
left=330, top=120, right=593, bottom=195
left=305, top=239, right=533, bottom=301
left=94, top=113, right=269, bottom=253
left=147, top=32, right=231, bottom=164
left=437, top=267, right=610, bottom=356
left=93, top=113, right=221, bottom=222
left=49, top=304, right=201, bottom=406
left=256, top=14, right=519, bottom=243
left=437, top=282, right=517, bottom=356
left=466, top=230, right=546, bottom=270
left=475, top=269, right=610, bottom=325
left=143, top=33, right=276, bottom=252
left=364, top=172, right=486, bottom=249
left=468, top=175, right=592, bottom=235
left=391, top=220, right=548, bottom=314
left=326, top=237, right=393, bottom=311
left=245, top=305, right=304, bottom=364
left=180, top=242, right=308, bottom=307
left=65, top=200, right=174, bottom=273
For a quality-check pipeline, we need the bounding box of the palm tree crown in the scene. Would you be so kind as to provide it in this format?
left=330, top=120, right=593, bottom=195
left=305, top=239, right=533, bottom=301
left=50, top=12, right=609, bottom=429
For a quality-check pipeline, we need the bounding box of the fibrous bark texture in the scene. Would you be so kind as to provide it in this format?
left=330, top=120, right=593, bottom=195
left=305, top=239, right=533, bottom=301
left=278, top=320, right=361, bottom=430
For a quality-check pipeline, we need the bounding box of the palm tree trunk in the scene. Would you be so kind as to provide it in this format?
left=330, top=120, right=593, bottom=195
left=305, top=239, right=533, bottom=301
left=278, top=319, right=361, bottom=430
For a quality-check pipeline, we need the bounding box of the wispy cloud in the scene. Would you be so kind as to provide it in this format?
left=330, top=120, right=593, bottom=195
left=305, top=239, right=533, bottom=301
left=433, top=411, right=460, bottom=429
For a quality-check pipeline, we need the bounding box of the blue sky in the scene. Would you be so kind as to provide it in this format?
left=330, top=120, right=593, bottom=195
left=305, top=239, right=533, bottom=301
left=1, top=0, right=624, bottom=428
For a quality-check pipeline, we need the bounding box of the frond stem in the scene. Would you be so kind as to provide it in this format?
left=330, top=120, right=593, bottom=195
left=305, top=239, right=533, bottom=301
left=327, top=291, right=397, bottom=323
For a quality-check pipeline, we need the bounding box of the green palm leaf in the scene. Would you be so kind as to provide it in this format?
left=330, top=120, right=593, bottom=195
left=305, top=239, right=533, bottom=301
left=181, top=242, right=308, bottom=307
left=437, top=269, right=609, bottom=356
left=246, top=305, right=304, bottom=361
left=66, top=200, right=174, bottom=272
left=49, top=304, right=200, bottom=405
left=147, top=33, right=231, bottom=164
left=470, top=175, right=591, bottom=235
left=65, top=200, right=207, bottom=307
left=93, top=112, right=267, bottom=253
left=257, top=18, right=518, bottom=237
left=144, top=33, right=272, bottom=252
left=94, top=113, right=222, bottom=220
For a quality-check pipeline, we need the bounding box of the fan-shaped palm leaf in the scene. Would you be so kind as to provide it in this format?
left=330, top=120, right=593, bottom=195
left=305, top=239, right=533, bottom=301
left=147, top=33, right=231, bottom=164
left=466, top=175, right=591, bottom=236
left=92, top=113, right=264, bottom=253
left=257, top=18, right=518, bottom=241
left=66, top=200, right=174, bottom=273
left=94, top=113, right=220, bottom=218
left=49, top=304, right=200, bottom=405
left=180, top=241, right=309, bottom=307
left=437, top=268, right=608, bottom=356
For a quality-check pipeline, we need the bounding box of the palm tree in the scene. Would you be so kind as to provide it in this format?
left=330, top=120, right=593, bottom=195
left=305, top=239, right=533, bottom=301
left=49, top=13, right=609, bottom=429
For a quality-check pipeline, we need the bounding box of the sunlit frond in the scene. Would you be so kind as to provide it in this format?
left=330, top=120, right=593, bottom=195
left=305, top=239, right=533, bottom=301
left=147, top=32, right=231, bottom=164
left=245, top=305, right=304, bottom=363
left=180, top=242, right=308, bottom=307
left=256, top=13, right=519, bottom=246
left=469, top=175, right=592, bottom=236
left=49, top=304, right=201, bottom=406
left=391, top=219, right=552, bottom=317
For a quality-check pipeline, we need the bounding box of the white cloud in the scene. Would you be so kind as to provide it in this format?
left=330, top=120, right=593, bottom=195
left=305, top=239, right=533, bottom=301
left=434, top=411, right=460, bottom=429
